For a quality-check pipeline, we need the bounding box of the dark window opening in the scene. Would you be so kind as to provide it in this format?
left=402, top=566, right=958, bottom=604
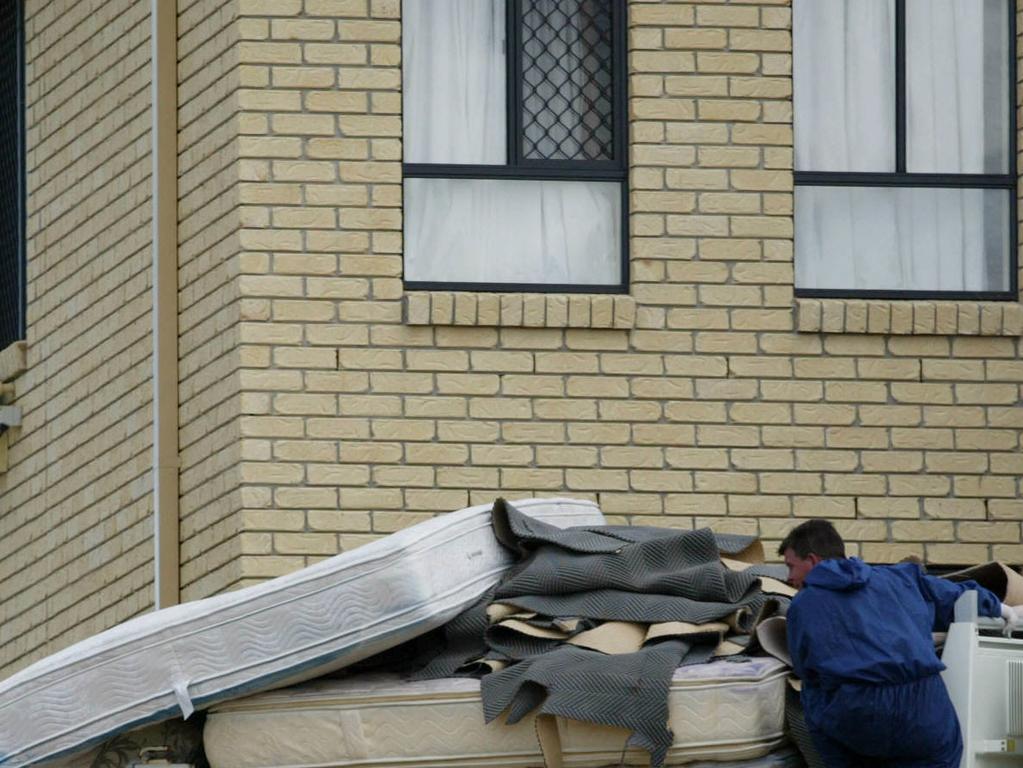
left=0, top=0, right=23, bottom=349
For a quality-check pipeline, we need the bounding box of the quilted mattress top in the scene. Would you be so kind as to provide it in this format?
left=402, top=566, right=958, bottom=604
left=204, top=657, right=790, bottom=768
left=0, top=498, right=604, bottom=767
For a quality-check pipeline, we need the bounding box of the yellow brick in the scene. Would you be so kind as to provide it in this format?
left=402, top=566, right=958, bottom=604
left=272, top=19, right=335, bottom=40
left=732, top=124, right=792, bottom=146
left=857, top=498, right=920, bottom=519
left=624, top=468, right=693, bottom=493
left=306, top=0, right=368, bottom=13
left=954, top=476, right=1017, bottom=498
left=536, top=445, right=598, bottom=467
left=339, top=20, right=400, bottom=41
left=728, top=28, right=789, bottom=52
left=890, top=428, right=954, bottom=450
left=990, top=500, right=1023, bottom=520
left=633, top=97, right=696, bottom=120
left=696, top=52, right=760, bottom=74
left=632, top=51, right=696, bottom=73
left=926, top=544, right=990, bottom=564
left=924, top=498, right=987, bottom=520
left=302, top=42, right=369, bottom=64
left=889, top=475, right=951, bottom=497
left=694, top=471, right=757, bottom=493
left=631, top=5, right=695, bottom=25
left=860, top=450, right=923, bottom=474
left=860, top=543, right=925, bottom=563
left=698, top=99, right=760, bottom=122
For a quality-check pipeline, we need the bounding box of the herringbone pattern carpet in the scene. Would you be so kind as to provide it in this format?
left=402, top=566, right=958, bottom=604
left=413, top=499, right=792, bottom=766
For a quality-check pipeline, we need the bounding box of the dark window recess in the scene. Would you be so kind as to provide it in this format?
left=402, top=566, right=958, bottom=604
left=520, top=0, right=614, bottom=162
left=0, top=0, right=23, bottom=350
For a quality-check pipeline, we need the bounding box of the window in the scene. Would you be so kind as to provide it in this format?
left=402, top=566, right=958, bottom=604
left=0, top=0, right=23, bottom=349
left=793, top=0, right=1016, bottom=299
left=401, top=0, right=628, bottom=292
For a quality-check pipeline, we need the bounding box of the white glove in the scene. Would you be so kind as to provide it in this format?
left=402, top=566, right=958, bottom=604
left=1000, top=603, right=1019, bottom=637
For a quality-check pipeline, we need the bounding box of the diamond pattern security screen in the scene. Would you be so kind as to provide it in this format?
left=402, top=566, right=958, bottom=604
left=0, top=0, right=22, bottom=350
left=520, top=0, right=614, bottom=162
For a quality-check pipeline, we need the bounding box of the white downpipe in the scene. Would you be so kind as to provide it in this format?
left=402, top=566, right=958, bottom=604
left=152, top=0, right=179, bottom=609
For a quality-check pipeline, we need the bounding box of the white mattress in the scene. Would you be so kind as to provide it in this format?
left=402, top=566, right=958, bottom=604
left=0, top=498, right=603, bottom=768
left=204, top=657, right=790, bottom=768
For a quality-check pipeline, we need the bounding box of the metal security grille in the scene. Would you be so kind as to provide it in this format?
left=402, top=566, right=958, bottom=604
left=0, top=0, right=22, bottom=350
left=520, top=0, right=614, bottom=162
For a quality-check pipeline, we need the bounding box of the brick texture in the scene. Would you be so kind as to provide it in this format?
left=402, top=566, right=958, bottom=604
left=227, top=0, right=1023, bottom=584
left=0, top=0, right=156, bottom=678
left=178, top=0, right=247, bottom=602
left=2, top=0, right=1022, bottom=676
left=175, top=0, right=247, bottom=605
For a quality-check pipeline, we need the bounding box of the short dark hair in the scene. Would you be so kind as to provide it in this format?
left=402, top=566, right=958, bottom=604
left=777, top=519, right=846, bottom=560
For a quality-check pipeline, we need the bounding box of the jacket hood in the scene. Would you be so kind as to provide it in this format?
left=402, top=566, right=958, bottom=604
left=805, top=557, right=872, bottom=591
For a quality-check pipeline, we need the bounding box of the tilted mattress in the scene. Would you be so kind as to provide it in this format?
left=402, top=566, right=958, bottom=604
left=204, top=657, right=790, bottom=768
left=0, top=498, right=604, bottom=767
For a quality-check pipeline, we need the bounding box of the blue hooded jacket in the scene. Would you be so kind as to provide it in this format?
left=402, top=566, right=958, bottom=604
left=786, top=558, right=1001, bottom=689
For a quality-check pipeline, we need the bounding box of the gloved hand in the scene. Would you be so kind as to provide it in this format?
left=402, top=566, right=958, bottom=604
left=1000, top=603, right=1019, bottom=637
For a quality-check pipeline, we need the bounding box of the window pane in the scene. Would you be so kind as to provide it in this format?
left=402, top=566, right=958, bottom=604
left=796, top=186, right=1010, bottom=293
left=521, top=0, right=614, bottom=162
left=0, top=0, right=21, bottom=349
left=907, top=0, right=1010, bottom=174
left=404, top=178, right=621, bottom=285
left=793, top=0, right=895, bottom=172
left=402, top=0, right=506, bottom=164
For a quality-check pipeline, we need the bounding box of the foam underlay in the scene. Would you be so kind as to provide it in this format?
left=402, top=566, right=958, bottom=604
left=204, top=657, right=790, bottom=768
left=0, top=499, right=604, bottom=767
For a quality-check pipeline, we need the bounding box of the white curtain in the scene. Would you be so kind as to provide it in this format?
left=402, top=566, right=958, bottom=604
left=404, top=178, right=621, bottom=285
left=402, top=0, right=506, bottom=164
left=793, top=0, right=895, bottom=172
left=906, top=0, right=1009, bottom=174
left=795, top=186, right=1010, bottom=292
left=794, top=0, right=1010, bottom=292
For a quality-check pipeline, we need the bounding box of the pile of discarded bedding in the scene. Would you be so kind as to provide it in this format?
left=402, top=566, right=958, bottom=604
left=0, top=497, right=802, bottom=768
left=204, top=498, right=803, bottom=768
left=403, top=498, right=797, bottom=766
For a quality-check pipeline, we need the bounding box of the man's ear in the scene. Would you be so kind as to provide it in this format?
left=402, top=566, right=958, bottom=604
left=807, top=553, right=823, bottom=567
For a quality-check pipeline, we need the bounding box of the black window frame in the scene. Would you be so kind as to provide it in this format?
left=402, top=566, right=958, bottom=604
left=402, top=0, right=630, bottom=295
left=0, top=0, right=24, bottom=350
left=794, top=0, right=1018, bottom=302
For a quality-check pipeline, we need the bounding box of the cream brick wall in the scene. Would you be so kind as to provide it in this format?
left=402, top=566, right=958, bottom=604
left=2, top=0, right=1021, bottom=676
left=232, top=0, right=407, bottom=583
left=230, top=0, right=1023, bottom=582
left=177, top=0, right=247, bottom=603
left=0, top=0, right=155, bottom=678
left=0, top=0, right=247, bottom=677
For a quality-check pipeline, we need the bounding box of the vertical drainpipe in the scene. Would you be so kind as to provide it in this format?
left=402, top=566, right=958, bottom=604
left=152, top=0, right=180, bottom=609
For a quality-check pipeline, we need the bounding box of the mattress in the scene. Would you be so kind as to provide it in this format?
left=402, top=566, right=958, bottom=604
left=204, top=657, right=790, bottom=768
left=0, top=498, right=604, bottom=768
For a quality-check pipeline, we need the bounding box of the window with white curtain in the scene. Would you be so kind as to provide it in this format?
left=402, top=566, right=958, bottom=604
left=402, top=0, right=628, bottom=291
left=793, top=0, right=1016, bottom=298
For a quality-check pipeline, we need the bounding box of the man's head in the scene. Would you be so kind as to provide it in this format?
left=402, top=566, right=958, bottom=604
left=777, top=519, right=846, bottom=589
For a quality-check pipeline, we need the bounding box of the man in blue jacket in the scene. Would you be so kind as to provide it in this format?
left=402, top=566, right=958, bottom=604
left=780, top=519, right=1018, bottom=768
